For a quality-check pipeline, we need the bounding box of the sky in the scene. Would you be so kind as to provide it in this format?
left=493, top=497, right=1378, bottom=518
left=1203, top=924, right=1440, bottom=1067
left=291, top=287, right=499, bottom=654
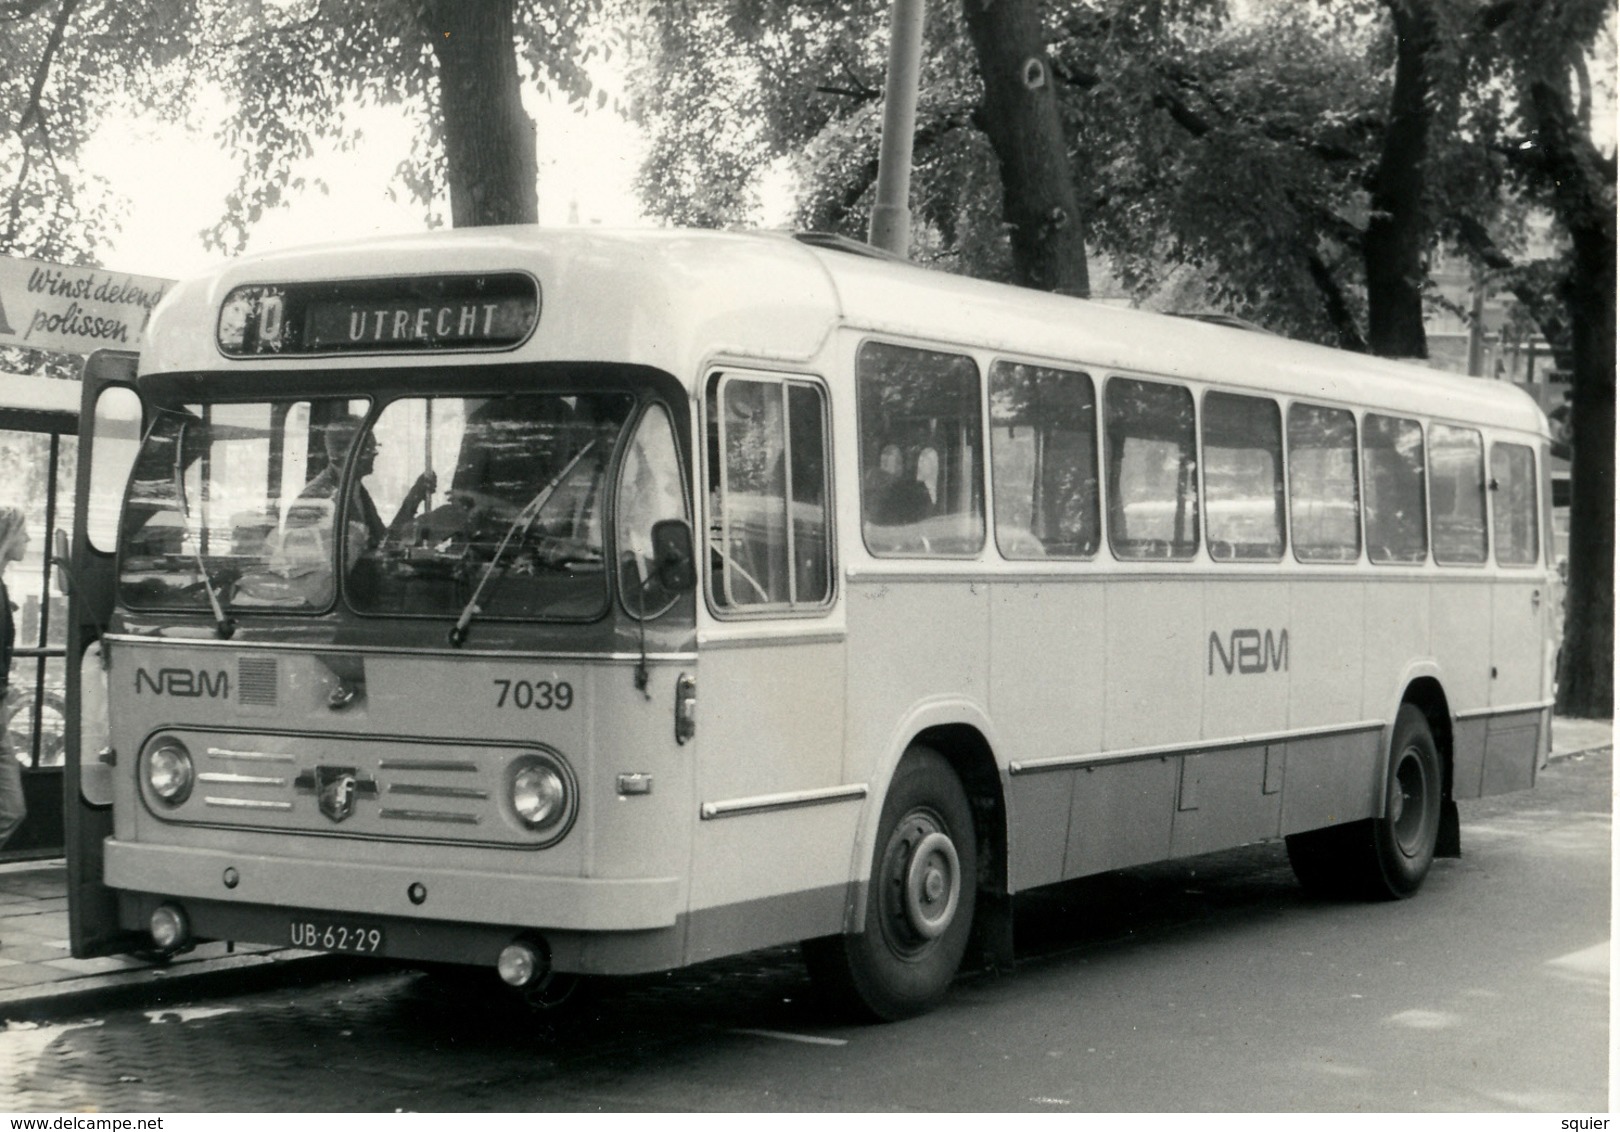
left=82, top=83, right=653, bottom=283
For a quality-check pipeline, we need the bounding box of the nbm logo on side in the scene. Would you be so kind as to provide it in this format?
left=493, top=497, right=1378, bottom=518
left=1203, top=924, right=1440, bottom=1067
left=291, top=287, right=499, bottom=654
left=1208, top=629, right=1288, bottom=676
left=134, top=667, right=230, bottom=698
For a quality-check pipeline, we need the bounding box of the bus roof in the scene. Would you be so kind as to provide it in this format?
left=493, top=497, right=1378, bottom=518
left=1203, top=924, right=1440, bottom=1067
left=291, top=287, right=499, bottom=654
left=0, top=370, right=81, bottom=417
left=141, top=227, right=1548, bottom=436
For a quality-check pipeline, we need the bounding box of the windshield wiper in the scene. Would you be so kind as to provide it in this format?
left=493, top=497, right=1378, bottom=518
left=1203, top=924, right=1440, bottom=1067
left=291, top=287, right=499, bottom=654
left=184, top=530, right=236, bottom=639
left=173, top=432, right=235, bottom=640
left=448, top=439, right=600, bottom=647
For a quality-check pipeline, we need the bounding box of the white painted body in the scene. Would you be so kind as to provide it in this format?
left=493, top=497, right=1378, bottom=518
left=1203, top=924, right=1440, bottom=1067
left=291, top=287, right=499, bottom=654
left=89, top=229, right=1551, bottom=973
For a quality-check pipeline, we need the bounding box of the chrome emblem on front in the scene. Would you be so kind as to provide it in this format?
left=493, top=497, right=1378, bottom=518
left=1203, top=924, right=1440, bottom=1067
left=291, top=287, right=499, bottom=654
left=294, top=765, right=378, bottom=824
left=320, top=769, right=358, bottom=822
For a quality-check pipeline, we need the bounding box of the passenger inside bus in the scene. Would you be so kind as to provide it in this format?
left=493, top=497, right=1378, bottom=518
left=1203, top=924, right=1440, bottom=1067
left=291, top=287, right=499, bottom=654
left=863, top=442, right=932, bottom=526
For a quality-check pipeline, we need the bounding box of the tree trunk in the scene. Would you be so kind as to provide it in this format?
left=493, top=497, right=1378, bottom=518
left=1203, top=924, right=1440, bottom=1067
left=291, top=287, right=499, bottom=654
left=1557, top=261, right=1615, bottom=716
left=1363, top=0, right=1437, bottom=358
left=1533, top=82, right=1616, bottom=717
left=423, top=0, right=537, bottom=227
left=961, top=0, right=1089, bottom=296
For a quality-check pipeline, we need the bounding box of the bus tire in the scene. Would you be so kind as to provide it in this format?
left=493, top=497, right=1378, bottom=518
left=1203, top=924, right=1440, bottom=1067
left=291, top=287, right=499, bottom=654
left=1285, top=704, right=1442, bottom=900
left=1370, top=704, right=1444, bottom=897
left=802, top=747, right=977, bottom=1021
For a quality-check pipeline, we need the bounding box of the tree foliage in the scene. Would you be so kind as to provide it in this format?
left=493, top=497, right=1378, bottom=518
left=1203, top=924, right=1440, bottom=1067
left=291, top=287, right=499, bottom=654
left=628, top=0, right=1615, bottom=708
left=2, top=0, right=612, bottom=264
left=1, top=0, right=198, bottom=265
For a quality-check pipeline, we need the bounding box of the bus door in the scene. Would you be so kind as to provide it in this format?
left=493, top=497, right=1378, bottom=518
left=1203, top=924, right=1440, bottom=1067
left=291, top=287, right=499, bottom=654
left=64, top=349, right=146, bottom=957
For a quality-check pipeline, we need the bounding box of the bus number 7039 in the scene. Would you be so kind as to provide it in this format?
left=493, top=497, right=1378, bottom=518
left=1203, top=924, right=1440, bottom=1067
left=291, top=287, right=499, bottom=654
left=61, top=229, right=1554, bottom=1022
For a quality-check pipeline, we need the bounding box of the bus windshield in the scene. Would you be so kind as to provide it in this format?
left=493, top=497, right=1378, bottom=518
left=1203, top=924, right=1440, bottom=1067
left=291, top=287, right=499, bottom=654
left=117, top=391, right=637, bottom=621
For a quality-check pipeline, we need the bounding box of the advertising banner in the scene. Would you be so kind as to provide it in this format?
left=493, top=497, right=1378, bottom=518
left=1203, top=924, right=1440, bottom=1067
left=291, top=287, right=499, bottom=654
left=0, top=255, right=172, bottom=356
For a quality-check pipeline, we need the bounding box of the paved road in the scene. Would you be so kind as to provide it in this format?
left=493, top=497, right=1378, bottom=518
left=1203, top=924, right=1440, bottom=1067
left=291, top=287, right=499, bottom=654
left=2, top=752, right=1607, bottom=1112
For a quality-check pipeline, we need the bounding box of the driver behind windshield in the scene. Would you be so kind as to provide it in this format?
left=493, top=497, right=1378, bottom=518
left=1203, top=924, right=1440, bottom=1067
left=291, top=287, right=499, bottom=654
left=290, top=415, right=436, bottom=557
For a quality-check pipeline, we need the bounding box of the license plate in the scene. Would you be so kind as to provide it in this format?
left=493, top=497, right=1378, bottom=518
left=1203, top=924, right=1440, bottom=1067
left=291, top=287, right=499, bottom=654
left=289, top=919, right=384, bottom=954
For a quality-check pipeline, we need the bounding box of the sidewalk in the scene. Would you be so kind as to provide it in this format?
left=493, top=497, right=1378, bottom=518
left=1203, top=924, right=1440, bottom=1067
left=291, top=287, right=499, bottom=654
left=0, top=859, right=362, bottom=1021
left=0, top=717, right=1610, bottom=1023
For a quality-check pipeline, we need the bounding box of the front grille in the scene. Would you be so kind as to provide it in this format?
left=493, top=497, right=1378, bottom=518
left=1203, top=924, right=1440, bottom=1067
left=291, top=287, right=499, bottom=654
left=145, top=731, right=548, bottom=848
left=237, top=657, right=278, bottom=706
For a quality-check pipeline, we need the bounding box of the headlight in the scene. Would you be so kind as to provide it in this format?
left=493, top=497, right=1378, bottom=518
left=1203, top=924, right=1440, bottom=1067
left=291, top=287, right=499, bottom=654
left=507, top=751, right=575, bottom=840
left=146, top=739, right=195, bottom=805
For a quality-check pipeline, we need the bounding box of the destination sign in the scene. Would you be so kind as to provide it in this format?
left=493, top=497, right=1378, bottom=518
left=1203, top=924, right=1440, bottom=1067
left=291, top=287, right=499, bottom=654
left=217, top=272, right=539, bottom=357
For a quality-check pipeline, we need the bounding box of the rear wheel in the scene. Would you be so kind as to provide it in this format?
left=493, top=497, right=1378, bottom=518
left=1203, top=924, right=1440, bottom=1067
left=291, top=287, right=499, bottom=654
left=803, top=747, right=977, bottom=1021
left=1286, top=704, right=1443, bottom=900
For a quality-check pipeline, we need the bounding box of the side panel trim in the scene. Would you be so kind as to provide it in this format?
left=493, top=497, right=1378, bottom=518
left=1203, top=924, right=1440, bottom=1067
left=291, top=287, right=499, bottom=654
left=1009, top=719, right=1386, bottom=776
left=699, top=783, right=868, bottom=821
left=1454, top=698, right=1556, bottom=720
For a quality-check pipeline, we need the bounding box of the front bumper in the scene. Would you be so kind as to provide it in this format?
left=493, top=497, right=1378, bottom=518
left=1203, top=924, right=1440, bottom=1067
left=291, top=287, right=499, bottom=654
left=104, top=838, right=680, bottom=931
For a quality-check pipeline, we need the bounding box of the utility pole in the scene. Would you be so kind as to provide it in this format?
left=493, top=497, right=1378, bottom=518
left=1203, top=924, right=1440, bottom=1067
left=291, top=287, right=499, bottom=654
left=867, top=0, right=925, bottom=258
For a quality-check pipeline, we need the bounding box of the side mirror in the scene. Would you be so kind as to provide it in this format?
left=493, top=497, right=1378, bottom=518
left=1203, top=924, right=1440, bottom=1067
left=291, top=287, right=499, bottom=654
left=50, top=528, right=71, bottom=596
left=650, top=519, right=696, bottom=594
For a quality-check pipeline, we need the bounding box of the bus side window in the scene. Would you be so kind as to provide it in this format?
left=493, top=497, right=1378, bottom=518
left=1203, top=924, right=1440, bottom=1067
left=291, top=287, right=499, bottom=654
left=856, top=341, right=984, bottom=557
left=1104, top=376, right=1199, bottom=560
left=708, top=374, right=831, bottom=611
left=1491, top=442, right=1539, bottom=566
left=1202, top=391, right=1284, bottom=561
left=1429, top=424, right=1487, bottom=565
left=1287, top=402, right=1361, bottom=563
left=989, top=360, right=1098, bottom=559
left=1362, top=413, right=1428, bottom=564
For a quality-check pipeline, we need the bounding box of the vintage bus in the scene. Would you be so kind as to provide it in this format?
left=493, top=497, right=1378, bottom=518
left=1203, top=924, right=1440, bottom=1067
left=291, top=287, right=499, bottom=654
left=0, top=370, right=79, bottom=859
left=63, top=229, right=1554, bottom=1020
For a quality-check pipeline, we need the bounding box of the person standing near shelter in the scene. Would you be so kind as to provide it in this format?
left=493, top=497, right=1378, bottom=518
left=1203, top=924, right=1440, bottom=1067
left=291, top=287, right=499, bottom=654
left=0, top=506, right=29, bottom=860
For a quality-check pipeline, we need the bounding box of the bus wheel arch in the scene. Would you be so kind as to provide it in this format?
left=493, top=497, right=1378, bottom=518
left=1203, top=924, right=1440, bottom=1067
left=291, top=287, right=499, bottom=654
left=909, top=723, right=1008, bottom=907
left=804, top=726, right=1005, bottom=1021
left=1401, top=677, right=1460, bottom=859
left=1286, top=693, right=1450, bottom=900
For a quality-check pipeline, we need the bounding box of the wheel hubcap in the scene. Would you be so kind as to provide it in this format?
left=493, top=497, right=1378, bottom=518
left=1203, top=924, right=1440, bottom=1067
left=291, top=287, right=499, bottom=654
left=878, top=811, right=962, bottom=955
left=904, top=831, right=960, bottom=940
left=1390, top=745, right=1430, bottom=857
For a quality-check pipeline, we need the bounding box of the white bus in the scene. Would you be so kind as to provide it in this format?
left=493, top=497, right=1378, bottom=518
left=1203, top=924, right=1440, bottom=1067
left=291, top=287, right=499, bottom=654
left=64, top=229, right=1554, bottom=1020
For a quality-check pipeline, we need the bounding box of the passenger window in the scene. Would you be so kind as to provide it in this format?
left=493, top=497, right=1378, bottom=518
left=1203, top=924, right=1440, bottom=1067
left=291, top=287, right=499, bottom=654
left=1362, top=413, right=1427, bottom=564
left=1428, top=424, right=1487, bottom=565
left=989, top=361, right=1099, bottom=559
left=1202, top=391, right=1284, bottom=561
left=1288, top=403, right=1361, bottom=563
left=708, top=375, right=831, bottom=610
left=857, top=342, right=984, bottom=557
left=1491, top=442, right=1539, bottom=566
left=1105, top=377, right=1199, bottom=560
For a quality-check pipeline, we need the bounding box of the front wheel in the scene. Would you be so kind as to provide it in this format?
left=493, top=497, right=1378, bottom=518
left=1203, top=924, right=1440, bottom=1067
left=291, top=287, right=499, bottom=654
left=1286, top=704, right=1443, bottom=900
left=803, top=747, right=977, bottom=1021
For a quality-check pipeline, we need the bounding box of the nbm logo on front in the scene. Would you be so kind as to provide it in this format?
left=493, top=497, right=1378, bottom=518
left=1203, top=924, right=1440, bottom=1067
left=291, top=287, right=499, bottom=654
left=134, top=667, right=230, bottom=698
left=1208, top=629, right=1288, bottom=676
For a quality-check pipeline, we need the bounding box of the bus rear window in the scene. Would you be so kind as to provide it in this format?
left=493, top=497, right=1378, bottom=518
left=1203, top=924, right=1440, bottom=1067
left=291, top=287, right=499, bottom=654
left=1362, top=413, right=1428, bottom=564
left=1105, top=377, right=1199, bottom=560
left=1491, top=442, right=1539, bottom=566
